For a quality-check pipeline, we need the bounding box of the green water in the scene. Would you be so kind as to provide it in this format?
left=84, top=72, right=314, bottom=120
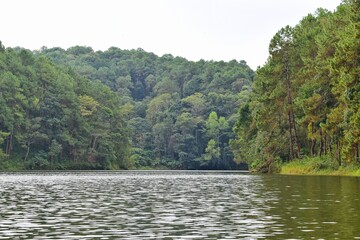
left=0, top=171, right=359, bottom=239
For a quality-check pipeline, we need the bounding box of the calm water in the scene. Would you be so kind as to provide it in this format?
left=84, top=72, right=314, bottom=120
left=0, top=171, right=359, bottom=239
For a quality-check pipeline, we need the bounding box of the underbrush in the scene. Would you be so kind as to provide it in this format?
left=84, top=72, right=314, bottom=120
left=0, top=159, right=26, bottom=171
left=281, top=155, right=360, bottom=176
left=0, top=159, right=110, bottom=171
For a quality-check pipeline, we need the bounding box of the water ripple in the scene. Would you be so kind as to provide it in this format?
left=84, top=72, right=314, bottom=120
left=0, top=171, right=359, bottom=239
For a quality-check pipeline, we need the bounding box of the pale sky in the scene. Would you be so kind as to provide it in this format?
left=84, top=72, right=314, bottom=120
left=1, top=0, right=341, bottom=69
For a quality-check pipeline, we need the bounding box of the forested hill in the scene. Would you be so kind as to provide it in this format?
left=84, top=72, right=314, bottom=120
left=0, top=43, right=131, bottom=170
left=40, top=47, right=254, bottom=169
left=232, top=1, right=359, bottom=172
left=0, top=42, right=254, bottom=170
left=3, top=1, right=355, bottom=172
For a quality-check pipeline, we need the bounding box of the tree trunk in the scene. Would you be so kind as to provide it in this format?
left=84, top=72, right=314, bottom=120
left=319, top=129, right=323, bottom=156
left=90, top=135, right=98, bottom=149
left=288, top=110, right=294, bottom=160
left=291, top=109, right=301, bottom=158
left=5, top=132, right=13, bottom=156
left=24, top=142, right=30, bottom=161
left=5, top=137, right=10, bottom=156
left=284, top=53, right=301, bottom=160
left=337, top=140, right=341, bottom=166
left=311, top=139, right=316, bottom=156
left=329, top=137, right=332, bottom=155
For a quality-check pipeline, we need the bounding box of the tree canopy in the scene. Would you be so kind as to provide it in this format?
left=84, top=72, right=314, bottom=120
left=0, top=47, right=130, bottom=169
left=40, top=45, right=253, bottom=169
left=1, top=0, right=355, bottom=171
left=1, top=42, right=253, bottom=170
left=232, top=0, right=359, bottom=171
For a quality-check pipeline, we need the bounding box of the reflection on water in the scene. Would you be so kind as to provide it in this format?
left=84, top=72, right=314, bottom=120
left=0, top=171, right=359, bottom=239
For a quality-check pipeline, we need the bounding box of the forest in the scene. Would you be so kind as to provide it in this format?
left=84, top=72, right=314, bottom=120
left=0, top=41, right=253, bottom=170
left=0, top=0, right=358, bottom=172
left=0, top=43, right=131, bottom=170
left=232, top=0, right=359, bottom=172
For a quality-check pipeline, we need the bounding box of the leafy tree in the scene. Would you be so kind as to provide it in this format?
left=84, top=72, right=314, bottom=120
left=38, top=41, right=254, bottom=169
left=0, top=44, right=131, bottom=170
left=204, top=139, right=220, bottom=161
left=0, top=131, right=9, bottom=159
left=233, top=0, right=359, bottom=171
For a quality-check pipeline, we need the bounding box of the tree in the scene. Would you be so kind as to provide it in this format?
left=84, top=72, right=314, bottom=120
left=19, top=117, right=48, bottom=161
left=233, top=0, right=359, bottom=171
left=146, top=93, right=177, bottom=125
left=0, top=41, right=5, bottom=52
left=79, top=95, right=99, bottom=117
left=39, top=42, right=254, bottom=170
left=0, top=71, right=26, bottom=156
left=48, top=139, right=62, bottom=163
left=269, top=25, right=301, bottom=160
left=0, top=131, right=9, bottom=159
left=204, top=139, right=220, bottom=161
left=181, top=93, right=206, bottom=117
left=202, top=111, right=232, bottom=168
left=328, top=1, right=360, bottom=162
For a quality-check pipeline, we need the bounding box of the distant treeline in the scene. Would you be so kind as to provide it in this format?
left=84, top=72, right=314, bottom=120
left=0, top=41, right=253, bottom=170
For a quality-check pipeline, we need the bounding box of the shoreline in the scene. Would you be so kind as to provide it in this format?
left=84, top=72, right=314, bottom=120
left=279, top=157, right=360, bottom=177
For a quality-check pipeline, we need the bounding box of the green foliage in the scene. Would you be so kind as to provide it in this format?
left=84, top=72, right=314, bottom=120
left=0, top=131, right=9, bottom=160
left=204, top=139, right=220, bottom=161
left=79, top=95, right=99, bottom=116
left=281, top=155, right=343, bottom=175
left=28, top=150, right=50, bottom=170
left=39, top=45, right=254, bottom=170
left=0, top=42, right=254, bottom=170
left=0, top=159, right=26, bottom=171
left=197, top=111, right=234, bottom=169
left=2, top=1, right=357, bottom=172
left=48, top=139, right=62, bottom=162
left=0, top=41, right=5, bottom=52
left=233, top=0, right=360, bottom=172
left=0, top=44, right=131, bottom=170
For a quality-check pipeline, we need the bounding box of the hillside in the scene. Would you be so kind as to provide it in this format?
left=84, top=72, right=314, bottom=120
left=40, top=47, right=254, bottom=169
left=0, top=44, right=130, bottom=170
left=0, top=43, right=253, bottom=170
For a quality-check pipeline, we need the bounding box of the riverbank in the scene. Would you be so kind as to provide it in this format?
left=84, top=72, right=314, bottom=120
left=280, top=156, right=360, bottom=177
left=0, top=159, right=115, bottom=171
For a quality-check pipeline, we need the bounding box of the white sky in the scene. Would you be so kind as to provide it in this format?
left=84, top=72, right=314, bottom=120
left=1, top=0, right=341, bottom=69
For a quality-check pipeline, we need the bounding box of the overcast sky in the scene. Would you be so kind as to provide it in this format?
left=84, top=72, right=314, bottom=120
left=1, top=0, right=341, bottom=69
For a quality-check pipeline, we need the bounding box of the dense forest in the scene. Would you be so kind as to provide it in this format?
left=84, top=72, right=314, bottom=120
left=0, top=0, right=358, bottom=172
left=0, top=43, right=131, bottom=170
left=232, top=0, right=359, bottom=172
left=0, top=41, right=253, bottom=170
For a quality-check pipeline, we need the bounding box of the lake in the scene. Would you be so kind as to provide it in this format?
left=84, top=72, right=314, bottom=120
left=0, top=171, right=359, bottom=239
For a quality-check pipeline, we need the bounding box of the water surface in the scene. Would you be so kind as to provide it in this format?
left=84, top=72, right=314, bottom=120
left=0, top=171, right=359, bottom=239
